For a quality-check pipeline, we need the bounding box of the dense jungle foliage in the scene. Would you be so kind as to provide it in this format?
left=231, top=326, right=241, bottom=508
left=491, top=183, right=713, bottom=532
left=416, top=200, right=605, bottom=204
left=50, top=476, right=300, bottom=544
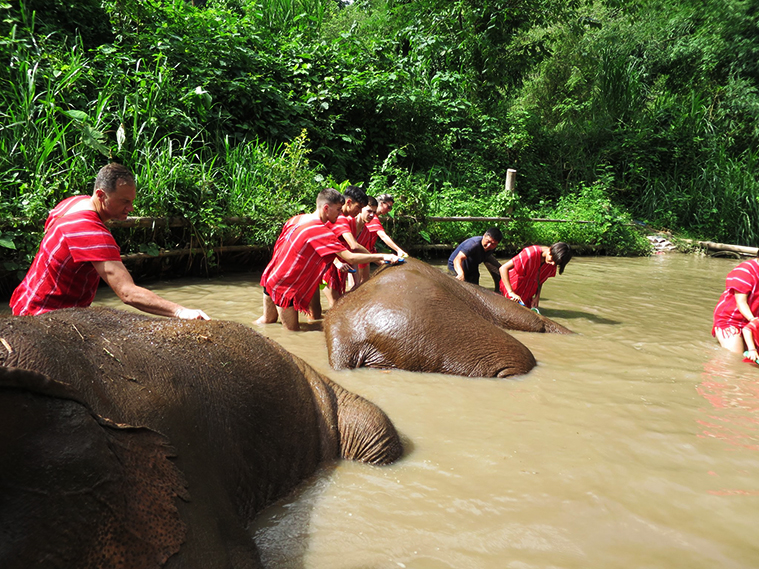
left=1, top=0, right=758, bottom=281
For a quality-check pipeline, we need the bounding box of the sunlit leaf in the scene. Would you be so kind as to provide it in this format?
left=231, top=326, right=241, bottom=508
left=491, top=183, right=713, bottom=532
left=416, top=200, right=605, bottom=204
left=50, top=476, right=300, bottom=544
left=117, top=123, right=126, bottom=152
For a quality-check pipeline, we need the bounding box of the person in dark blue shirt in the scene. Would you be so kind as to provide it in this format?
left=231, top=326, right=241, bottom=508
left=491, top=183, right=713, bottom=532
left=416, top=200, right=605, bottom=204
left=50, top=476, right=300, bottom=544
left=448, top=227, right=503, bottom=291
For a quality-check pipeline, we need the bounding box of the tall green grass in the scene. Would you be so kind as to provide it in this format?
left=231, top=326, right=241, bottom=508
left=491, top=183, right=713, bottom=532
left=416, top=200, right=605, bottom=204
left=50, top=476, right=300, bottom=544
left=634, top=147, right=759, bottom=244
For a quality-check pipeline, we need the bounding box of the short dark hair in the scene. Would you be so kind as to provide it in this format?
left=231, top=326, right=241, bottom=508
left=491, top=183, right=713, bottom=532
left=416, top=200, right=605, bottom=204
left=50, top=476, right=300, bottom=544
left=316, top=188, right=344, bottom=208
left=367, top=195, right=378, bottom=208
left=376, top=194, right=394, bottom=205
left=550, top=242, right=572, bottom=274
left=94, top=163, right=134, bottom=194
left=344, top=185, right=368, bottom=207
left=484, top=227, right=503, bottom=242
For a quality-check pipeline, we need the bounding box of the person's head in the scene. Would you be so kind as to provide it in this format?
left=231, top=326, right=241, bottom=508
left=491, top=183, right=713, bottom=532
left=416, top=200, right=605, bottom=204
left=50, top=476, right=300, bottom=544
left=481, top=227, right=502, bottom=252
left=359, top=196, right=378, bottom=223
left=343, top=185, right=368, bottom=217
left=316, top=188, right=344, bottom=223
left=548, top=242, right=572, bottom=274
left=93, top=163, right=136, bottom=221
left=376, top=194, right=394, bottom=216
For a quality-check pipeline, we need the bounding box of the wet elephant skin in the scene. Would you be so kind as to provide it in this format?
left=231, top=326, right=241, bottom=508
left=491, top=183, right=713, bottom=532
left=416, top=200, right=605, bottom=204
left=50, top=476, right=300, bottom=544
left=0, top=307, right=402, bottom=569
left=323, top=258, right=572, bottom=378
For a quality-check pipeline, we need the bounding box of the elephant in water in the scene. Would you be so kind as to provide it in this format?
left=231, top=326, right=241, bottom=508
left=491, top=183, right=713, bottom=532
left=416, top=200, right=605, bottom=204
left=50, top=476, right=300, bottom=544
left=0, top=307, right=402, bottom=569
left=323, top=257, right=573, bottom=378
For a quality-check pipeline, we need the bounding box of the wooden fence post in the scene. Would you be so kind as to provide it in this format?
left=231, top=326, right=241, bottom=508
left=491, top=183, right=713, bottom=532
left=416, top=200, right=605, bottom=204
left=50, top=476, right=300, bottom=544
left=505, top=168, right=517, bottom=194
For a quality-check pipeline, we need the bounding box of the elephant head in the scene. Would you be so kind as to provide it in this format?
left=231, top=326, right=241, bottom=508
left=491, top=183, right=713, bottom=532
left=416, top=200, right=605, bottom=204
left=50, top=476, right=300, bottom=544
left=0, top=307, right=402, bottom=568
left=0, top=366, right=188, bottom=569
left=323, top=257, right=573, bottom=378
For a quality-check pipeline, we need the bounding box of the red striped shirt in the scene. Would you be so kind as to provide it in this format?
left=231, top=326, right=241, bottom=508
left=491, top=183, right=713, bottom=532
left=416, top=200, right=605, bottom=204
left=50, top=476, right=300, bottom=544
left=713, top=259, right=759, bottom=332
left=361, top=216, right=384, bottom=252
left=260, top=214, right=346, bottom=313
left=326, top=214, right=357, bottom=242
left=499, top=245, right=556, bottom=308
left=323, top=214, right=358, bottom=294
left=10, top=196, right=122, bottom=315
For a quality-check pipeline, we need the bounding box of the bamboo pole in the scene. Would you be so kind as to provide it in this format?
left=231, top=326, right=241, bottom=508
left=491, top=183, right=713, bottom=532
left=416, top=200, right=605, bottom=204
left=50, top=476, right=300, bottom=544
left=0, top=215, right=260, bottom=230
left=692, top=241, right=758, bottom=256
left=2, top=214, right=598, bottom=228
left=424, top=216, right=595, bottom=224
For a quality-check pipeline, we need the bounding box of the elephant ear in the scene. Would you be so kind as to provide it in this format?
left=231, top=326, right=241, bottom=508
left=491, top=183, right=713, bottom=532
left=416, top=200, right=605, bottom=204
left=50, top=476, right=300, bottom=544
left=0, top=366, right=189, bottom=569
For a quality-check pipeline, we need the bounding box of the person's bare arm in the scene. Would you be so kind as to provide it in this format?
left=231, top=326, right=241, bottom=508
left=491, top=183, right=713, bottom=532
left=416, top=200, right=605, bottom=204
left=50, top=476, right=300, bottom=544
left=93, top=260, right=209, bottom=319
left=340, top=231, right=370, bottom=254
left=377, top=230, right=407, bottom=257
left=742, top=326, right=758, bottom=361
left=735, top=293, right=756, bottom=322
left=337, top=250, right=399, bottom=266
left=452, top=251, right=468, bottom=281
left=533, top=285, right=542, bottom=309
left=498, top=260, right=523, bottom=303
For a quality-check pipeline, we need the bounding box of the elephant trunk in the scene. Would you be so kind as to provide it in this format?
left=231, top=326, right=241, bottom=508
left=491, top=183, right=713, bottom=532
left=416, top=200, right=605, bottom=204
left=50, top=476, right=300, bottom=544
left=289, top=355, right=403, bottom=465
left=329, top=379, right=403, bottom=465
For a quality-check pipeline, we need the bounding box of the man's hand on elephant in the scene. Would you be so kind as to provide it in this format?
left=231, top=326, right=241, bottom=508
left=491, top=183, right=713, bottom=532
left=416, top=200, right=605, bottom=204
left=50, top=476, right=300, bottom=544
left=506, top=291, right=524, bottom=305
left=174, top=307, right=210, bottom=320
left=383, top=254, right=403, bottom=265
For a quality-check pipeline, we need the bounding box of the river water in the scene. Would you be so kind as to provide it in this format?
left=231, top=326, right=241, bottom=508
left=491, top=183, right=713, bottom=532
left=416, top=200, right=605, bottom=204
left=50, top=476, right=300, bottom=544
left=83, top=255, right=759, bottom=567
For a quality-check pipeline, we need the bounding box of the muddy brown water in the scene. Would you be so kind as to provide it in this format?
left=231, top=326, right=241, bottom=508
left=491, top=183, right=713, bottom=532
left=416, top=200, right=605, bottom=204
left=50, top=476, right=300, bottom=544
left=14, top=255, right=759, bottom=568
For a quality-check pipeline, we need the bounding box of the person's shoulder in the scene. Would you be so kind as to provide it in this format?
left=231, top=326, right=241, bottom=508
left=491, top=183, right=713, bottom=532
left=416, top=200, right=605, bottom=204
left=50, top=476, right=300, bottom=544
left=732, top=260, right=759, bottom=275
left=524, top=244, right=542, bottom=255
left=48, top=196, right=93, bottom=220
left=367, top=216, right=384, bottom=231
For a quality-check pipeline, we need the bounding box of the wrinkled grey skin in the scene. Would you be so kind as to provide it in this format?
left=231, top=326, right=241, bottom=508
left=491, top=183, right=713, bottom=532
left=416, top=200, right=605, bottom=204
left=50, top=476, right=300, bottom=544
left=324, top=257, right=573, bottom=378
left=0, top=307, right=402, bottom=569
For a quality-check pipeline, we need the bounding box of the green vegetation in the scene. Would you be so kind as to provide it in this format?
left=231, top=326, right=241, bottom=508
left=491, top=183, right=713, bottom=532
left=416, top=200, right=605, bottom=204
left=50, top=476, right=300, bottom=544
left=2, top=0, right=757, bottom=284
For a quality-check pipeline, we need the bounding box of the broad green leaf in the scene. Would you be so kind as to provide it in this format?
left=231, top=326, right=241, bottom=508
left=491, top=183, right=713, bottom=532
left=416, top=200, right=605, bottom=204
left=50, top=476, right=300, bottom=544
left=81, top=124, right=110, bottom=156
left=62, top=109, right=88, bottom=122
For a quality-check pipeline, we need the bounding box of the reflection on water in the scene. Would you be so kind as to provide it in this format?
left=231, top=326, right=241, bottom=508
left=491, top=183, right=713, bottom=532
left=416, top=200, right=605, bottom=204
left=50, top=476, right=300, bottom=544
left=57, top=255, right=759, bottom=567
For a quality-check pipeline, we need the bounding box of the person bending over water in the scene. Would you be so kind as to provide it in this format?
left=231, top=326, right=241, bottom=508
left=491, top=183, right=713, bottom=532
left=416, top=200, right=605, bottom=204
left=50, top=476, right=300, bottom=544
left=499, top=242, right=572, bottom=311
left=10, top=162, right=209, bottom=320
left=713, top=257, right=759, bottom=355
left=448, top=227, right=503, bottom=291
left=256, top=188, right=401, bottom=331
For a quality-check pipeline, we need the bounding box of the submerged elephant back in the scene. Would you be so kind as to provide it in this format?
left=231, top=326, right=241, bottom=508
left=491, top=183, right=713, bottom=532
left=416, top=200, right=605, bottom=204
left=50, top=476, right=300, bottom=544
left=387, top=258, right=572, bottom=334
left=325, top=260, right=537, bottom=378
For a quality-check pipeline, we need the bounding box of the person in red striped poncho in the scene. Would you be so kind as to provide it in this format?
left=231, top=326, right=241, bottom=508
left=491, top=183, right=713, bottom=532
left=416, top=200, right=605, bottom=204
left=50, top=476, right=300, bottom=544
left=256, top=188, right=401, bottom=331
left=10, top=163, right=208, bottom=320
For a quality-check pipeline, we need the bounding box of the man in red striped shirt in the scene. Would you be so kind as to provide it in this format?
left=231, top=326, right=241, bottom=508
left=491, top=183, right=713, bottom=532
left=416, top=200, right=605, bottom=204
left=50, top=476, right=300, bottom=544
left=10, top=163, right=209, bottom=320
left=256, top=188, right=401, bottom=331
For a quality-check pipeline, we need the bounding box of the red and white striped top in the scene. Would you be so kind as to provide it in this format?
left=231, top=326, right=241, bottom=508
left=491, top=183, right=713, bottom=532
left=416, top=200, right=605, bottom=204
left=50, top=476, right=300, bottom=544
left=260, top=214, right=346, bottom=313
left=499, top=245, right=557, bottom=309
left=10, top=196, right=122, bottom=316
left=323, top=214, right=358, bottom=294
left=358, top=216, right=383, bottom=252
left=713, top=259, right=759, bottom=332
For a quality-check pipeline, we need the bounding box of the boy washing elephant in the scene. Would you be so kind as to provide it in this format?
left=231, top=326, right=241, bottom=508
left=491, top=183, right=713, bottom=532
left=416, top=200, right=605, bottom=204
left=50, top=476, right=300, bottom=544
left=256, top=188, right=402, bottom=331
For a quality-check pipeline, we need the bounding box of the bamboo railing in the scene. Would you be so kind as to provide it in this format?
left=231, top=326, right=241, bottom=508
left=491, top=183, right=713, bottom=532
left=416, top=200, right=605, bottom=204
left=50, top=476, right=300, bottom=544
left=3, top=215, right=755, bottom=262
